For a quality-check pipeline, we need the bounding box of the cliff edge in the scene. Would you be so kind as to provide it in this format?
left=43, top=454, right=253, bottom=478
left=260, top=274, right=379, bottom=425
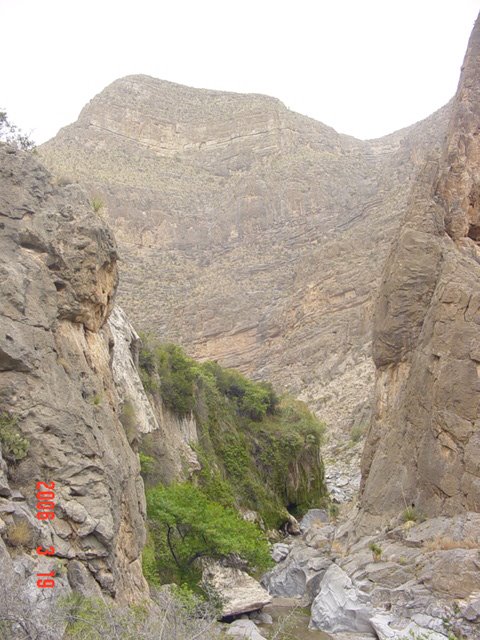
left=0, top=143, right=149, bottom=621
left=359, top=12, right=480, bottom=529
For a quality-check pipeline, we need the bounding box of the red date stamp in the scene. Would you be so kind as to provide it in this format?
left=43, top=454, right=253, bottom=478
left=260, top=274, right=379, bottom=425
left=35, top=481, right=56, bottom=588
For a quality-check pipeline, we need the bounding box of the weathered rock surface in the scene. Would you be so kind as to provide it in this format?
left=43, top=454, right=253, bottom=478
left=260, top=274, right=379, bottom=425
left=227, top=620, right=267, bottom=639
left=202, top=562, right=272, bottom=618
left=108, top=305, right=159, bottom=434
left=262, top=506, right=479, bottom=638
left=0, top=143, right=149, bottom=614
left=298, top=508, right=329, bottom=531
left=39, top=75, right=452, bottom=444
left=262, top=520, right=334, bottom=602
left=370, top=615, right=448, bottom=640
left=309, top=564, right=376, bottom=634
left=358, top=12, right=480, bottom=530
left=225, top=619, right=267, bottom=640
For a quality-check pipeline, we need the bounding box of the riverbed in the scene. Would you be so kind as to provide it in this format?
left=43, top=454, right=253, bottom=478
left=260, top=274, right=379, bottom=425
left=259, top=600, right=332, bottom=640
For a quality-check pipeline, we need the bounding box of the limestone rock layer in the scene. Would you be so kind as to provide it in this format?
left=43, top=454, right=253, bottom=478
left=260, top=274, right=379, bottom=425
left=0, top=143, right=148, bottom=605
left=39, top=76, right=452, bottom=434
left=359, top=12, right=480, bottom=529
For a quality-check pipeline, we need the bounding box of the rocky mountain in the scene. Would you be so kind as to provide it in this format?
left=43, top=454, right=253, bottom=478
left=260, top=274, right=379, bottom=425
left=6, top=11, right=480, bottom=638
left=0, top=142, right=328, bottom=636
left=0, top=143, right=150, bottom=625
left=358, top=12, right=480, bottom=531
left=39, top=76, right=452, bottom=438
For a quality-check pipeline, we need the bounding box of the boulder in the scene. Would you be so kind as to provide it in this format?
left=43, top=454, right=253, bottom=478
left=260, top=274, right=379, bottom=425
left=226, top=619, right=267, bottom=639
left=249, top=611, right=273, bottom=625
left=202, top=562, right=272, bottom=618
left=271, top=543, right=290, bottom=562
left=299, top=509, right=329, bottom=532
left=462, top=597, right=480, bottom=622
left=309, top=564, right=376, bottom=634
left=285, top=514, right=301, bottom=536
left=262, top=540, right=332, bottom=601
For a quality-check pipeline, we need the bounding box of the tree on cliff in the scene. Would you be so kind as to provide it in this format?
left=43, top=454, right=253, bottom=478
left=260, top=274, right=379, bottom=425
left=146, top=483, right=272, bottom=585
left=0, top=110, right=34, bottom=150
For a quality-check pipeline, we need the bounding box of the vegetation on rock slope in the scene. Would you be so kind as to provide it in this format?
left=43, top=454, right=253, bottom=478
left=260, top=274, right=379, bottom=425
left=138, top=336, right=327, bottom=587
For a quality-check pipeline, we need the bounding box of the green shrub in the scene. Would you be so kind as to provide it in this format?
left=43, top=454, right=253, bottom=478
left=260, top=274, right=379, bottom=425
left=137, top=338, right=327, bottom=529
left=146, top=483, right=272, bottom=586
left=142, top=531, right=161, bottom=587
left=0, top=110, right=34, bottom=150
left=91, top=197, right=104, bottom=213
left=139, top=340, right=196, bottom=416
left=0, top=412, right=29, bottom=463
left=402, top=506, right=419, bottom=523
left=329, top=503, right=340, bottom=521
left=369, top=542, right=383, bottom=562
left=91, top=393, right=102, bottom=406
left=139, top=452, right=155, bottom=476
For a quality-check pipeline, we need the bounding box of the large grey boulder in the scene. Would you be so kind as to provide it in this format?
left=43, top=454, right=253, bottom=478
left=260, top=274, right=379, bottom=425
left=225, top=619, right=267, bottom=639
left=263, top=523, right=334, bottom=601
left=262, top=539, right=332, bottom=601
left=309, top=564, right=376, bottom=634
left=462, top=597, right=480, bottom=622
left=299, top=509, right=329, bottom=532
left=202, top=562, right=272, bottom=618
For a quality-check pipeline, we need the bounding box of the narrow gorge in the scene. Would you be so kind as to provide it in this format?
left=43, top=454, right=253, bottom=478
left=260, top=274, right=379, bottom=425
left=0, top=10, right=479, bottom=640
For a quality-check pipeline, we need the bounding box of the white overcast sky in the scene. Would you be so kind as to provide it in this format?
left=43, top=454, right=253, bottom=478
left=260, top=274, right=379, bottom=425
left=1, top=0, right=478, bottom=143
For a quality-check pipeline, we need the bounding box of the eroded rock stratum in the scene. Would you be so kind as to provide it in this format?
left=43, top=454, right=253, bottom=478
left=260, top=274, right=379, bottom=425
left=39, top=74, right=452, bottom=436
left=359, top=12, right=480, bottom=530
left=0, top=143, right=148, bottom=607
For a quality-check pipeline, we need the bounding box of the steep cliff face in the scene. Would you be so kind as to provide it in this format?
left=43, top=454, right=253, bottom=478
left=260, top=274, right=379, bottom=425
left=0, top=143, right=149, bottom=611
left=359, top=14, right=480, bottom=529
left=39, top=79, right=451, bottom=435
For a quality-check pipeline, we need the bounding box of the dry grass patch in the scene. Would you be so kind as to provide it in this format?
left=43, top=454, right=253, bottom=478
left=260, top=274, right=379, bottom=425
left=425, top=536, right=479, bottom=552
left=5, top=519, right=33, bottom=548
left=330, top=540, right=348, bottom=557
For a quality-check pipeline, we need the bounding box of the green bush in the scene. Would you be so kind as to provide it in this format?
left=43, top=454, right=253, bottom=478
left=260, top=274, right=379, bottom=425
left=402, top=506, right=420, bottom=523
left=139, top=339, right=196, bottom=416
left=91, top=197, right=104, bottom=213
left=0, top=110, right=34, bottom=150
left=0, top=412, right=29, bottom=463
left=369, top=541, right=383, bottom=561
left=146, top=483, right=272, bottom=587
left=137, top=338, right=327, bottom=529
left=139, top=452, right=155, bottom=476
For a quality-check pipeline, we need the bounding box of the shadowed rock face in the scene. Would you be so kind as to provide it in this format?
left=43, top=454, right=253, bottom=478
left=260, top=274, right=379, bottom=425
left=359, top=13, right=480, bottom=530
left=0, top=144, right=148, bottom=605
left=40, top=77, right=451, bottom=435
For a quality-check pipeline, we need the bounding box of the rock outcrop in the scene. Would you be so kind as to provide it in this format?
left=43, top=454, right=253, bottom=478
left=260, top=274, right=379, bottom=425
left=39, top=75, right=452, bottom=441
left=262, top=508, right=480, bottom=638
left=0, top=143, right=149, bottom=616
left=358, top=12, right=480, bottom=531
left=202, top=562, right=272, bottom=618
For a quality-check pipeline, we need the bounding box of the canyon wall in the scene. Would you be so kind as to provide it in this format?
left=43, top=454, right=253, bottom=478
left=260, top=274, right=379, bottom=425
left=39, top=79, right=452, bottom=436
left=0, top=143, right=149, bottom=616
left=358, top=13, right=480, bottom=530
